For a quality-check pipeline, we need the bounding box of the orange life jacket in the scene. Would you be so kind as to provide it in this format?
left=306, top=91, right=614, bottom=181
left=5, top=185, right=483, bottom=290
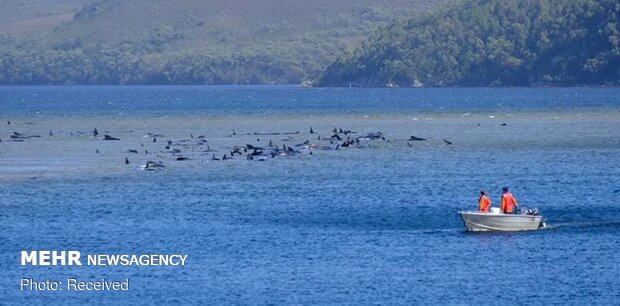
left=501, top=192, right=518, bottom=213
left=479, top=195, right=491, bottom=212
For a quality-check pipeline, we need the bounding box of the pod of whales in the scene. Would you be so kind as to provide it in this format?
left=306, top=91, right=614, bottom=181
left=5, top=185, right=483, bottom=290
left=2, top=122, right=461, bottom=170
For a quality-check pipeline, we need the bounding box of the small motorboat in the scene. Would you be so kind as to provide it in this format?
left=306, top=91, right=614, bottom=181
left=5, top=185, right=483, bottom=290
left=459, top=207, right=545, bottom=232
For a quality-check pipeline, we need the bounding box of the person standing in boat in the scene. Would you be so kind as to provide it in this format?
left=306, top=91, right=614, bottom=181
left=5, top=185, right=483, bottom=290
left=501, top=187, right=518, bottom=214
left=479, top=191, right=491, bottom=212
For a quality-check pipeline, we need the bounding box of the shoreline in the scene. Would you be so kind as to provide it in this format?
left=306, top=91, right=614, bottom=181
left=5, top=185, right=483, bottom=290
left=4, top=106, right=620, bottom=121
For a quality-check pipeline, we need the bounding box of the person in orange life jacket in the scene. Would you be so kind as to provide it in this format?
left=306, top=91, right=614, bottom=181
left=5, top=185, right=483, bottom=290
left=479, top=190, right=491, bottom=212
left=501, top=187, right=518, bottom=214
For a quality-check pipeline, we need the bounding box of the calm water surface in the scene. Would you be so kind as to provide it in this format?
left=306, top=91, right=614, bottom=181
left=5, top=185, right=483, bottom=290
left=0, top=86, right=619, bottom=304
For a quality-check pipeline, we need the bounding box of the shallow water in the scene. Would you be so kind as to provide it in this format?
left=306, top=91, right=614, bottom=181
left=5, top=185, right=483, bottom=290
left=1, top=86, right=619, bottom=304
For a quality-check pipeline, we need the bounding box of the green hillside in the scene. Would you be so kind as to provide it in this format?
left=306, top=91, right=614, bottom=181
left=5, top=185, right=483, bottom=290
left=0, top=0, right=443, bottom=85
left=0, top=0, right=87, bottom=34
left=49, top=0, right=438, bottom=49
left=318, top=0, right=620, bottom=87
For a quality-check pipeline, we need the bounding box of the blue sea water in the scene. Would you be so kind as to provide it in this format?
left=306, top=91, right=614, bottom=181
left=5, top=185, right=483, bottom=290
left=1, top=85, right=619, bottom=117
left=0, top=86, right=619, bottom=305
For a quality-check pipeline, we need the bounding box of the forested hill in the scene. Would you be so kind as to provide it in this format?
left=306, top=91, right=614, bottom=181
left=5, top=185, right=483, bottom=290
left=317, top=0, right=620, bottom=87
left=0, top=0, right=443, bottom=85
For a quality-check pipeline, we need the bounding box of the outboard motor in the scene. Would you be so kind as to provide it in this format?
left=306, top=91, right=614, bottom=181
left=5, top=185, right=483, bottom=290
left=525, top=208, right=539, bottom=215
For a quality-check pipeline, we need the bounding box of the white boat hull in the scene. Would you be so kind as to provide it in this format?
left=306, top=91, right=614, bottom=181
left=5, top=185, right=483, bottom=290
left=459, top=211, right=544, bottom=232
